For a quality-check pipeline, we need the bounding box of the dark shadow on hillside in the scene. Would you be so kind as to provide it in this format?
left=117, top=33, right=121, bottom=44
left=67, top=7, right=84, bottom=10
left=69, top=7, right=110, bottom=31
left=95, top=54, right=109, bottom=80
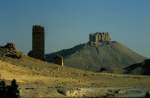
left=124, top=59, right=150, bottom=75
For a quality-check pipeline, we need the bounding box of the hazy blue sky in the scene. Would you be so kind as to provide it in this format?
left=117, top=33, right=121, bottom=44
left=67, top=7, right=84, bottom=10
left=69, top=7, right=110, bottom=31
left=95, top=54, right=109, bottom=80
left=0, top=0, right=150, bottom=57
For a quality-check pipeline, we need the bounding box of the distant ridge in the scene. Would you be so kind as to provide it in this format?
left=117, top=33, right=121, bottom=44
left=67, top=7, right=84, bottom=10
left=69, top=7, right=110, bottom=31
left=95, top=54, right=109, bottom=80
left=46, top=41, right=145, bottom=73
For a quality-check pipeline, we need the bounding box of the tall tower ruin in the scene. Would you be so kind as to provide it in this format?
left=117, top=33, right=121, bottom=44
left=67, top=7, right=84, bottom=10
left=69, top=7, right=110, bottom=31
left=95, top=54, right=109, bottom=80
left=28, top=25, right=45, bottom=60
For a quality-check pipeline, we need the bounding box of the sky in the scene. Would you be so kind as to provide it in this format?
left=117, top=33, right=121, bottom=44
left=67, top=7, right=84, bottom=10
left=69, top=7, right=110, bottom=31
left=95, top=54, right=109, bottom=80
left=0, top=0, right=150, bottom=57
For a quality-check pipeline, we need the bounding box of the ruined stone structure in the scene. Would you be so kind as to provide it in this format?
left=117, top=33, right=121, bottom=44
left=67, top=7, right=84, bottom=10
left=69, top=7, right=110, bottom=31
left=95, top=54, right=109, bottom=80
left=89, top=32, right=111, bottom=46
left=28, top=25, right=45, bottom=60
left=1, top=43, right=16, bottom=51
left=54, top=55, right=64, bottom=66
left=0, top=43, right=22, bottom=59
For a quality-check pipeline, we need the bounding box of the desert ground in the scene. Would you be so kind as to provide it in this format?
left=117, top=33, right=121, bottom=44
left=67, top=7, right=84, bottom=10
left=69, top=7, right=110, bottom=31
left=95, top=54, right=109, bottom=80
left=0, top=56, right=150, bottom=97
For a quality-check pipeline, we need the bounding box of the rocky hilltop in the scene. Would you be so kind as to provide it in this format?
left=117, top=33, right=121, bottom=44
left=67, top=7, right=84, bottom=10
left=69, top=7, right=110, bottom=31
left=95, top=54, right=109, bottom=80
left=46, top=32, right=145, bottom=73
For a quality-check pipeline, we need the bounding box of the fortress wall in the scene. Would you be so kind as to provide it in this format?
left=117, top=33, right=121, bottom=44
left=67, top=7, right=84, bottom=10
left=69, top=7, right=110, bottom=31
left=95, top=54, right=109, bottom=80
left=89, top=32, right=111, bottom=46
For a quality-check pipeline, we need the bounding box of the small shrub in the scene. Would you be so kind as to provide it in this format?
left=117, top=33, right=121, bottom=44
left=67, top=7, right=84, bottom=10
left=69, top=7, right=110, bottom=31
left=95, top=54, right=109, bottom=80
left=15, top=51, right=22, bottom=59
left=0, top=79, right=20, bottom=98
left=145, top=92, right=150, bottom=98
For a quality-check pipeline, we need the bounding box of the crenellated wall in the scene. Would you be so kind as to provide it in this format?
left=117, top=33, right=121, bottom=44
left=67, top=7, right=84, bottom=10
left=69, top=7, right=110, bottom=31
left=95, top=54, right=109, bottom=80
left=89, top=32, right=111, bottom=46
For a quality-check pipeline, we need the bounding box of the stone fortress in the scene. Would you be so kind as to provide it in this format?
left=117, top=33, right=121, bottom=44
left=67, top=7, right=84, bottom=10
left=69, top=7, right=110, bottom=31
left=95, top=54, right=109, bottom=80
left=89, top=32, right=111, bottom=46
left=27, top=26, right=111, bottom=66
left=28, top=25, right=45, bottom=60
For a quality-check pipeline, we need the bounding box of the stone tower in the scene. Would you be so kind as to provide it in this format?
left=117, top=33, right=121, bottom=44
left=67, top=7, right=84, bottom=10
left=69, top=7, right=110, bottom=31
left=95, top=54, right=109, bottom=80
left=28, top=25, right=45, bottom=60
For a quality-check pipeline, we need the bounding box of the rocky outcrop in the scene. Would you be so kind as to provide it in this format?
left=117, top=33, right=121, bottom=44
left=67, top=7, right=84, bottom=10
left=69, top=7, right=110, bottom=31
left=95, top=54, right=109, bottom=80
left=1, top=43, right=16, bottom=51
left=0, top=43, right=22, bottom=59
left=57, top=87, right=147, bottom=97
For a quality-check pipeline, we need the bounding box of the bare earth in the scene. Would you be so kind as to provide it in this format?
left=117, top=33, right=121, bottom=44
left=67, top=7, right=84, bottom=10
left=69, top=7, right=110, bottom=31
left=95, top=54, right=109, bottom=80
left=0, top=57, right=150, bottom=97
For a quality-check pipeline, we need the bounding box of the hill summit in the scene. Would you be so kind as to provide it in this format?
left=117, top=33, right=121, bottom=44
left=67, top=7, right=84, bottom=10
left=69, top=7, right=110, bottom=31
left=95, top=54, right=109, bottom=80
left=46, top=32, right=145, bottom=73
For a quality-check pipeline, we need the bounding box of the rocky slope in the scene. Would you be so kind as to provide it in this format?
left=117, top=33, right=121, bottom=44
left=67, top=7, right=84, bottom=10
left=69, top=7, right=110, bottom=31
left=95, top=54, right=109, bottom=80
left=125, top=59, right=150, bottom=75
left=0, top=52, right=150, bottom=97
left=46, top=41, right=145, bottom=73
left=1, top=57, right=150, bottom=97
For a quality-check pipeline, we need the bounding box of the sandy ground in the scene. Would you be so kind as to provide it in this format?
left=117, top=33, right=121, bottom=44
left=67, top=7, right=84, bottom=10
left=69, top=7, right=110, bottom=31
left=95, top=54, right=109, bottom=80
left=0, top=60, right=150, bottom=97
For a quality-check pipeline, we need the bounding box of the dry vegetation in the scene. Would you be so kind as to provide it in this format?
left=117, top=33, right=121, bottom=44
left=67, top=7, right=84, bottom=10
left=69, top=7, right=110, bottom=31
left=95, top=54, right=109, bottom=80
left=0, top=56, right=150, bottom=88
left=0, top=56, right=150, bottom=97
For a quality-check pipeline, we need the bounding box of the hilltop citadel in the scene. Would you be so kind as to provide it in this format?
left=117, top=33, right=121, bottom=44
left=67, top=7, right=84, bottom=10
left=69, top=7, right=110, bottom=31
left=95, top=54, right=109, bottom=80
left=89, top=32, right=111, bottom=46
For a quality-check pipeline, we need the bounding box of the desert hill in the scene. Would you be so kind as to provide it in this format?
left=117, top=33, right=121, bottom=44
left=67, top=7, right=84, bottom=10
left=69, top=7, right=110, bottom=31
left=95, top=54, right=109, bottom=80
left=0, top=46, right=150, bottom=97
left=1, top=55, right=150, bottom=97
left=0, top=60, right=48, bottom=83
left=46, top=41, right=145, bottom=73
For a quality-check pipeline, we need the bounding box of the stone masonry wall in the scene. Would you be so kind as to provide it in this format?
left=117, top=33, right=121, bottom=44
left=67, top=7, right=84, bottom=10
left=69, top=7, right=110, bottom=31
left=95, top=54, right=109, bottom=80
left=28, top=25, right=45, bottom=60
left=89, top=32, right=111, bottom=46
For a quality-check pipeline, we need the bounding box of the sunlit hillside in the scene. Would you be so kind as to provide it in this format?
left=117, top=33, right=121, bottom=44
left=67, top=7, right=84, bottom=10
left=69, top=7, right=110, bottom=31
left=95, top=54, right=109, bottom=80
left=0, top=56, right=150, bottom=97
